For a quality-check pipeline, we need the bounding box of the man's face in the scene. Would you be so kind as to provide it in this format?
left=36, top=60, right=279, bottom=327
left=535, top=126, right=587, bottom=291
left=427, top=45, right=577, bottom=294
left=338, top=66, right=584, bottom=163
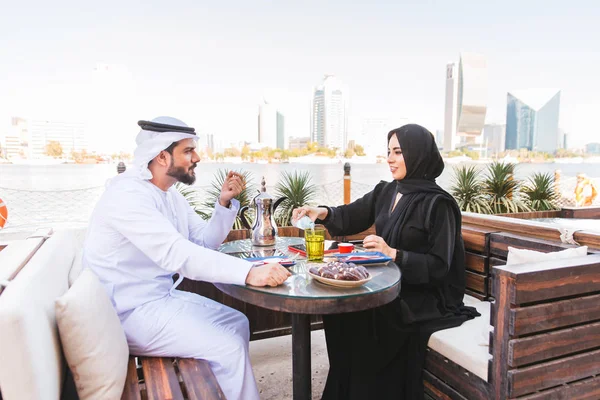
left=166, top=138, right=200, bottom=185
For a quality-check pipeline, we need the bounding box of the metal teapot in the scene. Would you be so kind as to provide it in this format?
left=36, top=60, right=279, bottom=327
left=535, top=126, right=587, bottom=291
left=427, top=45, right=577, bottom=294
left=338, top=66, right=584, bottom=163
left=239, top=177, right=286, bottom=246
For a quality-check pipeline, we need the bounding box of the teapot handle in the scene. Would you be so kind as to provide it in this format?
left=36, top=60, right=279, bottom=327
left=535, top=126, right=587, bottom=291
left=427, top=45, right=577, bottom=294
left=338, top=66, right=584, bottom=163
left=273, top=197, right=287, bottom=213
left=239, top=206, right=252, bottom=230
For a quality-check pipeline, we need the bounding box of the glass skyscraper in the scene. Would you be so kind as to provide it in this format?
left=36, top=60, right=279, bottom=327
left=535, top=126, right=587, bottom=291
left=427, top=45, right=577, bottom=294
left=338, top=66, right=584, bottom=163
left=505, top=89, right=560, bottom=153
left=444, top=53, right=487, bottom=151
left=311, top=75, right=348, bottom=151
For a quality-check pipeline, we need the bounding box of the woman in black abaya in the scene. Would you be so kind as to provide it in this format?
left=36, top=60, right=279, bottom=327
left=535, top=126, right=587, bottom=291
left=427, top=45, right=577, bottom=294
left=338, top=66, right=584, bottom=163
left=293, top=124, right=479, bottom=399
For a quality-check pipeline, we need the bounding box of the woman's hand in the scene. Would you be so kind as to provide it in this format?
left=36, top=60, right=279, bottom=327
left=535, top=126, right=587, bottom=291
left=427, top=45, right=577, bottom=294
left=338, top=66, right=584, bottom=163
left=363, top=235, right=397, bottom=259
left=291, top=206, right=328, bottom=224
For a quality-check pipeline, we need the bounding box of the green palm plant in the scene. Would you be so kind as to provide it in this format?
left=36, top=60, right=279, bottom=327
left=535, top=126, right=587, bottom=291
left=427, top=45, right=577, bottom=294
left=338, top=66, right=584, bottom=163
left=522, top=172, right=560, bottom=211
left=200, top=169, right=256, bottom=229
left=482, top=162, right=531, bottom=214
left=274, top=171, right=317, bottom=226
left=175, top=182, right=210, bottom=219
left=450, top=165, right=492, bottom=214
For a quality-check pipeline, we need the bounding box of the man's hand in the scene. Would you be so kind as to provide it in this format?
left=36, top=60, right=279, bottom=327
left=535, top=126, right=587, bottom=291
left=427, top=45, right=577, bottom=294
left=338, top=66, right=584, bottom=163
left=363, top=234, right=397, bottom=259
left=291, top=206, right=328, bottom=225
left=245, top=263, right=291, bottom=287
left=219, top=171, right=246, bottom=207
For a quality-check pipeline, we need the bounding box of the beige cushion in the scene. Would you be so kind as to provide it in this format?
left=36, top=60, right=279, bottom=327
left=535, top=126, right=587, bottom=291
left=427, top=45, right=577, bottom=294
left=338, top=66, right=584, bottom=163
left=55, top=268, right=128, bottom=400
left=428, top=295, right=492, bottom=381
left=0, top=230, right=76, bottom=400
left=506, top=245, right=588, bottom=265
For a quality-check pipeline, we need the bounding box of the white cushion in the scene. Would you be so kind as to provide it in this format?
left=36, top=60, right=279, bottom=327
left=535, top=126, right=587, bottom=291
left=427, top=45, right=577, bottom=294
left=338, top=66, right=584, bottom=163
left=0, top=231, right=77, bottom=400
left=428, top=295, right=492, bottom=381
left=506, top=246, right=588, bottom=265
left=56, top=268, right=128, bottom=400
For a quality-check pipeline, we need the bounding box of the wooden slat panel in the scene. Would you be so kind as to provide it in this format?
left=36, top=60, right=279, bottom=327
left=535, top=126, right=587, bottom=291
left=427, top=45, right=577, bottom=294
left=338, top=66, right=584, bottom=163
left=493, top=255, right=600, bottom=304
left=177, top=358, right=226, bottom=400
left=461, top=212, right=600, bottom=250
left=561, top=206, right=600, bottom=219
left=462, top=224, right=495, bottom=254
left=508, top=321, right=600, bottom=367
left=489, top=257, right=505, bottom=267
left=224, top=229, right=249, bottom=243
left=513, top=374, right=600, bottom=400
left=465, top=289, right=485, bottom=301
left=507, top=349, right=600, bottom=397
left=121, top=358, right=142, bottom=400
left=466, top=271, right=487, bottom=295
left=465, top=251, right=488, bottom=274
left=140, top=357, right=184, bottom=400
left=462, top=213, right=565, bottom=242
left=489, top=232, right=577, bottom=259
left=424, top=348, right=491, bottom=400
left=510, top=293, right=600, bottom=336
left=423, top=370, right=468, bottom=400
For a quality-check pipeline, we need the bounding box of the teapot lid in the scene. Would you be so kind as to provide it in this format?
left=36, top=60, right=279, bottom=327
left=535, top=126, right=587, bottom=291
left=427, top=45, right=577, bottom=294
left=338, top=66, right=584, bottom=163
left=254, top=177, right=273, bottom=200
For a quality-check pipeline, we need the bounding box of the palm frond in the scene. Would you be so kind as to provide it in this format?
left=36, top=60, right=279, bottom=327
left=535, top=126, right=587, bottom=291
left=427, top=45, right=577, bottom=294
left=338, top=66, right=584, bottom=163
left=450, top=165, right=492, bottom=214
left=274, top=171, right=317, bottom=226
left=175, top=182, right=210, bottom=219
left=482, top=161, right=531, bottom=214
left=522, top=172, right=560, bottom=211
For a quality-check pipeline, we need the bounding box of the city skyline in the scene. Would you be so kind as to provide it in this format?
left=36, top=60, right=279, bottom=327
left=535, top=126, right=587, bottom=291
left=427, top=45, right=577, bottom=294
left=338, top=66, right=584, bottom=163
left=1, top=1, right=599, bottom=153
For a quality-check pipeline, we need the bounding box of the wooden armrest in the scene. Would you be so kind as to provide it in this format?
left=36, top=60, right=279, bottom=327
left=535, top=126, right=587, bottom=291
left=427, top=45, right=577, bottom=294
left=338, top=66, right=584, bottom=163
left=493, top=254, right=600, bottom=304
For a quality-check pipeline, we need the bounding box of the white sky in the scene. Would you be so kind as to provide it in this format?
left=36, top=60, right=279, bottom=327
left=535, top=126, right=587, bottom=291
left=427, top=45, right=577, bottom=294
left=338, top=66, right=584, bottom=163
left=1, top=0, right=599, bottom=153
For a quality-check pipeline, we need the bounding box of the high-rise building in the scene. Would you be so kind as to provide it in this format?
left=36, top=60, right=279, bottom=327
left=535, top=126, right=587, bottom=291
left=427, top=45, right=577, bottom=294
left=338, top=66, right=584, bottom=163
left=505, top=89, right=561, bottom=153
left=288, top=136, right=311, bottom=150
left=444, top=53, right=488, bottom=151
left=586, top=142, right=600, bottom=154
left=311, top=75, right=348, bottom=151
left=483, top=124, right=506, bottom=155
left=258, top=100, right=284, bottom=149
left=3, top=117, right=29, bottom=159
left=28, top=119, right=87, bottom=158
left=3, top=117, right=87, bottom=160
left=276, top=112, right=285, bottom=150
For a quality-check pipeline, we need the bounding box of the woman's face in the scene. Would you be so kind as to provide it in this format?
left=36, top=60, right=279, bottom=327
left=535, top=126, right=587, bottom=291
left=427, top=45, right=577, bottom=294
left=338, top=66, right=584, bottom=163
left=387, top=134, right=407, bottom=180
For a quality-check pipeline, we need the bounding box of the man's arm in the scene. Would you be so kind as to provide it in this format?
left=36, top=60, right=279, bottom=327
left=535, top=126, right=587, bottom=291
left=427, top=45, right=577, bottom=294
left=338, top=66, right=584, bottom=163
left=186, top=197, right=240, bottom=249
left=107, top=186, right=251, bottom=285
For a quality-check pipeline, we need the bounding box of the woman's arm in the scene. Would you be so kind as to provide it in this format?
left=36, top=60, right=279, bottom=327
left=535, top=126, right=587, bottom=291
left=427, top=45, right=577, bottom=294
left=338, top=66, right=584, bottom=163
left=395, top=201, right=457, bottom=285
left=318, top=181, right=387, bottom=236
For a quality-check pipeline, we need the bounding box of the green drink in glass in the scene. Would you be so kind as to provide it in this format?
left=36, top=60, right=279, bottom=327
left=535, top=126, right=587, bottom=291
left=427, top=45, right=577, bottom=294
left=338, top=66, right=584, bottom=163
left=305, top=225, right=326, bottom=261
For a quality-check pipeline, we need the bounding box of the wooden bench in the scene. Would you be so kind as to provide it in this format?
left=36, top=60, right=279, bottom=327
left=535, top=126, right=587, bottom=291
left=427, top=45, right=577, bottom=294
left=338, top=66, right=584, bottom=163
left=121, top=357, right=225, bottom=400
left=0, top=229, right=224, bottom=400
left=424, top=227, right=600, bottom=400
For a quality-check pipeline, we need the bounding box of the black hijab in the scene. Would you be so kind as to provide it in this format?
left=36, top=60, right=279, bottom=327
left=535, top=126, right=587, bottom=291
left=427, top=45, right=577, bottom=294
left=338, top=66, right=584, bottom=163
left=387, top=124, right=447, bottom=196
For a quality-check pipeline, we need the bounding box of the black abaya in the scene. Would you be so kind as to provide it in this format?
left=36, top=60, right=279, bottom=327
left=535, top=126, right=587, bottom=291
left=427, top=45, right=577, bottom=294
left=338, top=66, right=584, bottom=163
left=318, top=125, right=479, bottom=400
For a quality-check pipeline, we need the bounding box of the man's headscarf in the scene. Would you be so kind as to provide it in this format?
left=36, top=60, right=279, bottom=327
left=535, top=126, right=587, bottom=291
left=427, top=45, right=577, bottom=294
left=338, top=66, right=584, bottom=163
left=129, top=116, right=198, bottom=180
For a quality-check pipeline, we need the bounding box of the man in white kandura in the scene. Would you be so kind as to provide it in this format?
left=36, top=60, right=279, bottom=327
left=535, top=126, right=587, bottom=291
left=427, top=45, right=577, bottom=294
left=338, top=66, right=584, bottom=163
left=83, top=116, right=290, bottom=400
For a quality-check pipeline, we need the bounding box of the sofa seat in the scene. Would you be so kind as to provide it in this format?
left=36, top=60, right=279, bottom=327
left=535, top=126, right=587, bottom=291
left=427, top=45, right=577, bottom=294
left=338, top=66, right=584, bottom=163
left=427, top=294, right=492, bottom=381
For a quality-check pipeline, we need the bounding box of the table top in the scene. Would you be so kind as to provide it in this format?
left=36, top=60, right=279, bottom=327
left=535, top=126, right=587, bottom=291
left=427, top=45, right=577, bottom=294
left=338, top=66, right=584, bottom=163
left=217, top=237, right=401, bottom=314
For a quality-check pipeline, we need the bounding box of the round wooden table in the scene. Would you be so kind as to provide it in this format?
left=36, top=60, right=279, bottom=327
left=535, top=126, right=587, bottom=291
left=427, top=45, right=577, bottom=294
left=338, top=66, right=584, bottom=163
left=217, top=237, right=402, bottom=400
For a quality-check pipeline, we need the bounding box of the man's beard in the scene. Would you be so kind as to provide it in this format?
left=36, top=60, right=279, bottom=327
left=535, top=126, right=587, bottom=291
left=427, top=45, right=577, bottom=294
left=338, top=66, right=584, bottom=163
left=167, top=160, right=197, bottom=185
